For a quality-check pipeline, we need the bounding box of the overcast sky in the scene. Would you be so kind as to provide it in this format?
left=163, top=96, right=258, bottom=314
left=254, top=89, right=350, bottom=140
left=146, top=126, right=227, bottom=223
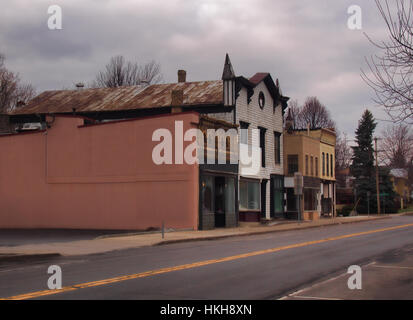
left=0, top=0, right=397, bottom=138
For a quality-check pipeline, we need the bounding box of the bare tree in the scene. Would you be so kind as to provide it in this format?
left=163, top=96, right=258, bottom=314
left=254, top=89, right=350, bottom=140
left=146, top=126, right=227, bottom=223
left=335, top=132, right=353, bottom=170
left=285, top=97, right=335, bottom=130
left=0, top=53, right=35, bottom=112
left=138, top=60, right=162, bottom=85
left=362, top=0, right=413, bottom=124
left=93, top=55, right=163, bottom=88
left=379, top=124, right=413, bottom=168
left=298, top=97, right=335, bottom=130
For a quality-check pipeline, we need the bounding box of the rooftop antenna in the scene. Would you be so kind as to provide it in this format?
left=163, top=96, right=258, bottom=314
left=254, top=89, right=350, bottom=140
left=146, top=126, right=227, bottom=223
left=75, top=83, right=85, bottom=90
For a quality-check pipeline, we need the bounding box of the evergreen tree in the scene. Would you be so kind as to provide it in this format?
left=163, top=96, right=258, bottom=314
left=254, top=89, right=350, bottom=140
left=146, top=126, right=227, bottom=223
left=378, top=167, right=398, bottom=213
left=351, top=110, right=398, bottom=213
left=351, top=110, right=377, bottom=213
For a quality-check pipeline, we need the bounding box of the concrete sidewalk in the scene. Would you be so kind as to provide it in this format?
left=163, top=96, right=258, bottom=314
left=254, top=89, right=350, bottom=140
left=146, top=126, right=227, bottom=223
left=1, top=214, right=407, bottom=259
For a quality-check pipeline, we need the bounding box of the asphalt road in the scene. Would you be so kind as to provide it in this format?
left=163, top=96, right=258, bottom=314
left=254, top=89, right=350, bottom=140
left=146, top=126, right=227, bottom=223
left=1, top=215, right=413, bottom=300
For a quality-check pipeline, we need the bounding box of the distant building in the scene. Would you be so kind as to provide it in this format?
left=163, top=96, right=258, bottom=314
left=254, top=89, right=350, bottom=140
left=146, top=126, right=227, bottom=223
left=390, top=168, right=411, bottom=209
left=335, top=167, right=355, bottom=208
left=283, top=123, right=336, bottom=220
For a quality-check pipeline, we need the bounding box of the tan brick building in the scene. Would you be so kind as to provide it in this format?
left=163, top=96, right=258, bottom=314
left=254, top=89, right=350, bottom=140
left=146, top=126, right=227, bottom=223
left=283, top=124, right=336, bottom=220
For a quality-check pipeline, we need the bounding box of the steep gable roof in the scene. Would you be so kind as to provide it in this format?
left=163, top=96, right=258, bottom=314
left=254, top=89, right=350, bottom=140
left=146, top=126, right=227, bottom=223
left=235, top=73, right=289, bottom=112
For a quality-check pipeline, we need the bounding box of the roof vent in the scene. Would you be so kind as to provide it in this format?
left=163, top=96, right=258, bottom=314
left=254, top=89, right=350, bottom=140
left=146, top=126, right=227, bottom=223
left=178, top=70, right=186, bottom=83
left=16, top=100, right=26, bottom=108
left=75, top=83, right=85, bottom=90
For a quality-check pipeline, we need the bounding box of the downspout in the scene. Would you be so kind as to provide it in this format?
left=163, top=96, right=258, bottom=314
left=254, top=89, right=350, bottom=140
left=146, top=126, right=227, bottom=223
left=44, top=114, right=55, bottom=180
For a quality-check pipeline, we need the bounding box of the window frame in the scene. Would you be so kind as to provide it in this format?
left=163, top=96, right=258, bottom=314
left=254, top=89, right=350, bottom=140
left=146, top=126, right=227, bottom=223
left=288, top=154, right=299, bottom=175
left=326, top=153, right=329, bottom=177
left=258, top=126, right=267, bottom=168
left=239, top=179, right=261, bottom=211
left=239, top=121, right=249, bottom=145
left=274, top=131, right=281, bottom=165
left=311, top=156, right=314, bottom=176
left=330, top=154, right=334, bottom=177
left=322, top=152, right=325, bottom=176
left=305, top=155, right=309, bottom=176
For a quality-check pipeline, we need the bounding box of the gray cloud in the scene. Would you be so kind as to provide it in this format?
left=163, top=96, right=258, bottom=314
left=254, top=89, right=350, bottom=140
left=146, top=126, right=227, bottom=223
left=0, top=0, right=397, bottom=136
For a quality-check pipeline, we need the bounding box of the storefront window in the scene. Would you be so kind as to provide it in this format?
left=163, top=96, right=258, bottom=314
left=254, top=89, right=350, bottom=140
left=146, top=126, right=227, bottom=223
left=286, top=188, right=297, bottom=211
left=225, top=177, right=235, bottom=214
left=202, top=176, right=214, bottom=213
left=304, top=188, right=318, bottom=211
left=239, top=180, right=260, bottom=210
left=273, top=177, right=283, bottom=214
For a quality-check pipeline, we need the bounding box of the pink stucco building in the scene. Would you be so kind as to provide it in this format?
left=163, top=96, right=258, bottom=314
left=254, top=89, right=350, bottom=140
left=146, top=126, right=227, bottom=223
left=0, top=113, right=200, bottom=230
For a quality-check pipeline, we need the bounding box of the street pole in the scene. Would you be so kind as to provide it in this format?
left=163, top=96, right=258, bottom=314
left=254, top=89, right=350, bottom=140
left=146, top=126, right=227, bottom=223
left=298, top=195, right=300, bottom=222
left=375, top=137, right=381, bottom=215
left=367, top=191, right=370, bottom=216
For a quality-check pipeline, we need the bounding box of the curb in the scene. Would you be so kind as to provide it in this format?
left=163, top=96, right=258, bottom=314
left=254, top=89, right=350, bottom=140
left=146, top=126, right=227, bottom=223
left=397, top=211, right=413, bottom=216
left=0, top=253, right=61, bottom=264
left=155, top=216, right=392, bottom=246
left=94, top=228, right=194, bottom=240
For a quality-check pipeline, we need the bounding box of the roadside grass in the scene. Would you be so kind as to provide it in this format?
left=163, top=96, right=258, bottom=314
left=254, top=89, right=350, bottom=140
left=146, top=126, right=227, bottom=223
left=398, top=204, right=413, bottom=213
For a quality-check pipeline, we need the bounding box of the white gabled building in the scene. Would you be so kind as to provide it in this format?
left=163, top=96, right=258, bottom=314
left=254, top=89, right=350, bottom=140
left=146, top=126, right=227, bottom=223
left=207, top=55, right=289, bottom=223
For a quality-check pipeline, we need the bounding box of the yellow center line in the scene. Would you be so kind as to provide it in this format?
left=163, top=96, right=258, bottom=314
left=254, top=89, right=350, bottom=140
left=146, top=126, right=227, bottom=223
left=2, top=222, right=413, bottom=300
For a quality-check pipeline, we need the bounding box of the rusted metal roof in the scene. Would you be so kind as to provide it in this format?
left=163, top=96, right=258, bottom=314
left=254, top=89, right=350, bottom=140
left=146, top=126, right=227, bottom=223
left=10, top=80, right=223, bottom=115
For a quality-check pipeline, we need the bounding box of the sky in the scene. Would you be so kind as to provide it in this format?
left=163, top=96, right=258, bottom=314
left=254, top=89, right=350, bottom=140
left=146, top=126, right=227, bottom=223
left=0, top=0, right=398, bottom=140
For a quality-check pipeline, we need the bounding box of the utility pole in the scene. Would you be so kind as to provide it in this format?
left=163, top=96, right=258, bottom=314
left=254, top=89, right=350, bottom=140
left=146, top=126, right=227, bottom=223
left=375, top=137, right=381, bottom=215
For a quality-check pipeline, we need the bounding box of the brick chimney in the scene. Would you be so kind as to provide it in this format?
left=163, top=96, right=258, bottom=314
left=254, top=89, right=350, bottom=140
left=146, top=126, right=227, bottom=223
left=178, top=70, right=186, bottom=83
left=171, top=89, right=183, bottom=113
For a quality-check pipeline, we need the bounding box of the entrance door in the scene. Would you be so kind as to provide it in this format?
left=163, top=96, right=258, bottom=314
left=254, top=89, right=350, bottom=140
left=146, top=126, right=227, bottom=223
left=261, top=179, right=268, bottom=219
left=224, top=177, right=236, bottom=228
left=214, top=177, right=226, bottom=228
left=271, top=176, right=284, bottom=218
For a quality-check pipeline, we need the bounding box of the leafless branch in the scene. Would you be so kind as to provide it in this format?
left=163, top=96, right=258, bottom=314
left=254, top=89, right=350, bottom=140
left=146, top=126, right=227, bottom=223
left=362, top=0, right=413, bottom=124
left=93, top=55, right=163, bottom=88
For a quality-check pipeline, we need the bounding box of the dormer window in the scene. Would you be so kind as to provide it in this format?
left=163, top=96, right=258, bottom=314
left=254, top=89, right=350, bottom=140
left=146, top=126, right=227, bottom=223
left=258, top=91, right=265, bottom=109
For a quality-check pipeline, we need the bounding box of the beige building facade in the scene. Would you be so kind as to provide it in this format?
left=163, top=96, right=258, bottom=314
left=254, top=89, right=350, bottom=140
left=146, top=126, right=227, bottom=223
left=283, top=127, right=336, bottom=220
